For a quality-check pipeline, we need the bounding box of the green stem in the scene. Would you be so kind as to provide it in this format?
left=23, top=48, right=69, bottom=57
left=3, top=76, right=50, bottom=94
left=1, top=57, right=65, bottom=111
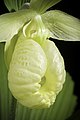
left=15, top=102, right=25, bottom=120
left=0, top=43, right=8, bottom=120
left=9, top=96, right=17, bottom=120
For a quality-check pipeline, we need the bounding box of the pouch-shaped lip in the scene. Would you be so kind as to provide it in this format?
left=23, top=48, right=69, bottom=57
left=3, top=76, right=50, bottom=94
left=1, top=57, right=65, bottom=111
left=8, top=37, right=66, bottom=108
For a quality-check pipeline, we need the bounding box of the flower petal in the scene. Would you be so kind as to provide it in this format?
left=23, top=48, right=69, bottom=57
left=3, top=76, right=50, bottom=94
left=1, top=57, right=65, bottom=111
left=42, top=10, right=80, bottom=41
left=0, top=9, right=37, bottom=42
left=30, top=0, right=62, bottom=13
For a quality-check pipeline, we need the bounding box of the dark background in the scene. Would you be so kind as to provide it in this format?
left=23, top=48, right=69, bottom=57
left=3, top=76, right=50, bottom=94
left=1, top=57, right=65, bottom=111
left=0, top=0, right=80, bottom=112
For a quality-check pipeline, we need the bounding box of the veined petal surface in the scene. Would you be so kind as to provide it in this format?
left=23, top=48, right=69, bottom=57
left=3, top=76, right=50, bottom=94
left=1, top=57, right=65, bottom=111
left=42, top=10, right=80, bottom=41
left=0, top=9, right=37, bottom=42
left=30, top=0, right=62, bottom=13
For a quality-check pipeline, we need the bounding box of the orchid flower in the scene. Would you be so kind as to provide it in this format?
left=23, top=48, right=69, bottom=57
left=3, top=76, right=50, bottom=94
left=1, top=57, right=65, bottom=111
left=0, top=0, right=79, bottom=112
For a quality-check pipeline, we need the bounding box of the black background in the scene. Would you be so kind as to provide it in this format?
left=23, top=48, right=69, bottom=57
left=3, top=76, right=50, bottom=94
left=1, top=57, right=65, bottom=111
left=0, top=0, right=80, bottom=112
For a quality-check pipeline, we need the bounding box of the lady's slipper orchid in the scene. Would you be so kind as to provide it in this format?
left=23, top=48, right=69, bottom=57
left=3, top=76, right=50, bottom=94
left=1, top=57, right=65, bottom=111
left=7, top=15, right=66, bottom=108
left=0, top=0, right=80, bottom=110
